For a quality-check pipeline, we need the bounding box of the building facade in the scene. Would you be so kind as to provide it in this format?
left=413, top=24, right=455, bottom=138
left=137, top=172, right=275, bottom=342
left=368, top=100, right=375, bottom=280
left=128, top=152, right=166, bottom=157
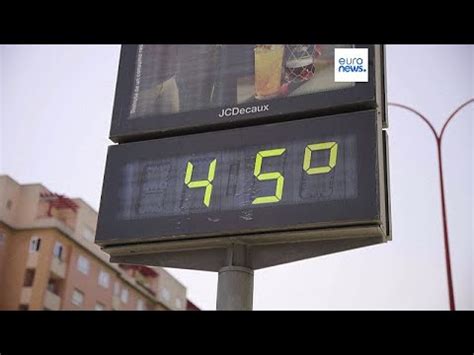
left=0, top=175, right=196, bottom=311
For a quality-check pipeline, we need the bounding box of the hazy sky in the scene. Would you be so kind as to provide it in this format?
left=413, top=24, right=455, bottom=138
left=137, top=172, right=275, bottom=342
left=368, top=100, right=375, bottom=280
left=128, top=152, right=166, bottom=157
left=1, top=45, right=472, bottom=310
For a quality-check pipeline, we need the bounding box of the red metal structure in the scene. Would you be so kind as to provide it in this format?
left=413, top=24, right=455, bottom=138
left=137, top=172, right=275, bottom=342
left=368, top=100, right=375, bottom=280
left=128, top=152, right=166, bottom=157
left=186, top=299, right=200, bottom=311
left=389, top=98, right=473, bottom=311
left=119, top=264, right=158, bottom=278
left=40, top=192, right=79, bottom=217
left=119, top=264, right=158, bottom=296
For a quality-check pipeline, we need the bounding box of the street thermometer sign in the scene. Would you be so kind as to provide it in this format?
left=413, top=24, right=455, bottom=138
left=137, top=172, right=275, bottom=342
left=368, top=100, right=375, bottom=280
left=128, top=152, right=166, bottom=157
left=96, top=44, right=390, bottom=274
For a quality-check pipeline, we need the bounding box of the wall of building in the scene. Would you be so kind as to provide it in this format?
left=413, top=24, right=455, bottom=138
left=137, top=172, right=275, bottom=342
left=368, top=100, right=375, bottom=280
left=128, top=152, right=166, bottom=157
left=0, top=223, right=22, bottom=309
left=0, top=175, right=192, bottom=311
left=0, top=224, right=10, bottom=289
left=0, top=176, right=23, bottom=226
left=0, top=225, right=60, bottom=310
left=156, top=268, right=187, bottom=311
left=73, top=198, right=98, bottom=242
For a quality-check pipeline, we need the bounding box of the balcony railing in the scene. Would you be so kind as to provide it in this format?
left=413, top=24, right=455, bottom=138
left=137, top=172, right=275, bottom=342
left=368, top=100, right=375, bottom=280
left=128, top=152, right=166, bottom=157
left=26, top=252, right=39, bottom=268
left=112, top=296, right=121, bottom=310
left=136, top=279, right=156, bottom=296
left=43, top=290, right=61, bottom=310
left=50, top=257, right=66, bottom=279
left=20, top=287, right=32, bottom=305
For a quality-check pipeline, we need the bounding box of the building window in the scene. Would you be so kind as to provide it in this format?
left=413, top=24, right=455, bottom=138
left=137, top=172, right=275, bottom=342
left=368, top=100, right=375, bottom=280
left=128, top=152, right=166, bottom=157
left=83, top=226, right=95, bottom=242
left=19, top=304, right=29, bottom=311
left=161, top=288, right=170, bottom=302
left=6, top=199, right=12, bottom=210
left=95, top=303, right=106, bottom=311
left=76, top=255, right=90, bottom=275
left=120, top=288, right=129, bottom=304
left=23, top=269, right=35, bottom=287
left=29, top=236, right=41, bottom=253
left=136, top=299, right=145, bottom=311
left=0, top=233, right=5, bottom=246
left=114, top=282, right=120, bottom=297
left=98, top=270, right=110, bottom=288
left=71, top=289, right=84, bottom=306
left=47, top=278, right=60, bottom=295
left=53, top=241, right=64, bottom=261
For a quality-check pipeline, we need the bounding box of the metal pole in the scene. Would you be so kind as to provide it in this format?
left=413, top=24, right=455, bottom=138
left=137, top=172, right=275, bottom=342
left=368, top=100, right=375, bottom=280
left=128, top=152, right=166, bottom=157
left=436, top=139, right=456, bottom=310
left=216, top=266, right=254, bottom=310
left=389, top=99, right=474, bottom=310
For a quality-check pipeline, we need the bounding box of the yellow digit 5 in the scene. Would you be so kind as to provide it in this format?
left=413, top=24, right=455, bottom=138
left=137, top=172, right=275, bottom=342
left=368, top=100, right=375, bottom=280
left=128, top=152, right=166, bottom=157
left=252, top=148, right=286, bottom=205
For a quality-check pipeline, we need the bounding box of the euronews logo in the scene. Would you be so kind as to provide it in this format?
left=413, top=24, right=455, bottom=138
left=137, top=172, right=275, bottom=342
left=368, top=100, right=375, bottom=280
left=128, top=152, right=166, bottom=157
left=334, top=48, right=369, bottom=82
left=338, top=58, right=366, bottom=73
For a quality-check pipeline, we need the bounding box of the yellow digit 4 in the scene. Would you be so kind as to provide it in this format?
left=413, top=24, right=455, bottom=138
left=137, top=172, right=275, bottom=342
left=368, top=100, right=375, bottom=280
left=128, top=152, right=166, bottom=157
left=184, top=159, right=217, bottom=207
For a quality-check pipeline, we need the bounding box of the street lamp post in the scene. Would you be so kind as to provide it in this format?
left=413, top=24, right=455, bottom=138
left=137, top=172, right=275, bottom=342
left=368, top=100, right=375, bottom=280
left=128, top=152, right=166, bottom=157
left=389, top=98, right=474, bottom=311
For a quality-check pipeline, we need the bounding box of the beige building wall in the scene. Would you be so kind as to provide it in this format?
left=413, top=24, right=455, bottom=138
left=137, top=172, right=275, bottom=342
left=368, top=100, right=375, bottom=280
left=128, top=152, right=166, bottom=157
left=62, top=247, right=114, bottom=310
left=0, top=175, right=26, bottom=226
left=0, top=223, right=28, bottom=309
left=0, top=225, right=63, bottom=310
left=0, top=224, right=11, bottom=290
left=73, top=198, right=98, bottom=242
left=0, top=175, right=192, bottom=311
left=156, top=268, right=187, bottom=311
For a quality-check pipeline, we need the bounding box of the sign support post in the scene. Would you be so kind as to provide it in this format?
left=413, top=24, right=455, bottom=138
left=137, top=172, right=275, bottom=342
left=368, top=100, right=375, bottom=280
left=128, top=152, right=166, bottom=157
left=216, top=244, right=254, bottom=310
left=217, top=266, right=254, bottom=310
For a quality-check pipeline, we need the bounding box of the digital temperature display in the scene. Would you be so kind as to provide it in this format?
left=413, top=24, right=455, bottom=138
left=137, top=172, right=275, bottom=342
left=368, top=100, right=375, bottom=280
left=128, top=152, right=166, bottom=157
left=96, top=110, right=383, bottom=246
left=120, top=132, right=357, bottom=219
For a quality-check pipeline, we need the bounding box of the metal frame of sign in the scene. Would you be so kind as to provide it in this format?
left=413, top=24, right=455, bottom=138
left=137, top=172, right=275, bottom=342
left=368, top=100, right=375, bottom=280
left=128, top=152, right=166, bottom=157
left=109, top=45, right=387, bottom=143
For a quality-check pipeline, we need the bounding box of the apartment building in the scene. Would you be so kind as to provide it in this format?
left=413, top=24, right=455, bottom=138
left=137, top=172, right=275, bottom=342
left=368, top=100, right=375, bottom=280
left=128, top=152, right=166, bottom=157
left=0, top=175, right=196, bottom=311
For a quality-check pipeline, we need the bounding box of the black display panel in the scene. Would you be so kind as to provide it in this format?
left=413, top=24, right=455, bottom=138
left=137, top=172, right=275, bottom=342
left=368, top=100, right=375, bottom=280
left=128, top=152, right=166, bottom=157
left=110, top=45, right=385, bottom=143
left=96, top=110, right=382, bottom=246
